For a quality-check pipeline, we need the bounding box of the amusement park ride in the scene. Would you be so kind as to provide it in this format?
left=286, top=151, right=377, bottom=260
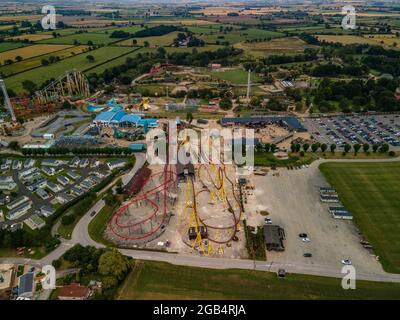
left=0, top=70, right=90, bottom=125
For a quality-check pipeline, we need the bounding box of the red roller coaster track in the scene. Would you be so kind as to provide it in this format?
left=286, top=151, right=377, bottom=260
left=108, top=125, right=177, bottom=240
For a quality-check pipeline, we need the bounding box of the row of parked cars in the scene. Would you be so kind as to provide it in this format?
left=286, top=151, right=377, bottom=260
left=308, top=115, right=400, bottom=148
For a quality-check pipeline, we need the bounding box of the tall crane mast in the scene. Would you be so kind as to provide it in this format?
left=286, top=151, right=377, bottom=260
left=0, top=79, right=16, bottom=122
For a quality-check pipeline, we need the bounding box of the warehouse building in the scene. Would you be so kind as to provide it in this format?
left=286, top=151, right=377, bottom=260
left=264, top=224, right=285, bottom=251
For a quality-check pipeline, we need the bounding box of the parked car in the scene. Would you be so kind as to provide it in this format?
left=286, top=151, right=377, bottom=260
left=302, top=237, right=311, bottom=243
left=341, top=259, right=352, bottom=265
left=277, top=269, right=286, bottom=279
left=303, top=253, right=312, bottom=257
left=264, top=217, right=272, bottom=225
left=90, top=211, right=97, bottom=217
left=299, top=233, right=308, bottom=238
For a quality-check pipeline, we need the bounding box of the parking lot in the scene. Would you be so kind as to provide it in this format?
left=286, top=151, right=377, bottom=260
left=301, top=114, right=400, bottom=149
left=245, top=162, right=385, bottom=276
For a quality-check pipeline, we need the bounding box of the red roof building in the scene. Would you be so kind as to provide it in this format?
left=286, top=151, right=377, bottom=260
left=58, top=283, right=91, bottom=300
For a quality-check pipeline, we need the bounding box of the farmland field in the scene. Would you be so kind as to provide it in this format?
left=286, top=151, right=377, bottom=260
left=0, top=44, right=73, bottom=64
left=79, top=45, right=224, bottom=75
left=0, top=14, right=43, bottom=22
left=320, top=162, right=400, bottom=274
left=8, top=34, right=54, bottom=42
left=315, top=35, right=382, bottom=46
left=0, top=42, right=27, bottom=52
left=0, top=45, right=89, bottom=77
left=39, top=32, right=122, bottom=45
left=145, top=19, right=215, bottom=26
left=200, top=28, right=283, bottom=45
left=235, top=37, right=316, bottom=56
left=118, top=31, right=180, bottom=47
left=116, top=260, right=400, bottom=299
left=365, top=34, right=400, bottom=48
left=4, top=46, right=134, bottom=92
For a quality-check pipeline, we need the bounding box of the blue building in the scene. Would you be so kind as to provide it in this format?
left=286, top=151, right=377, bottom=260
left=93, top=110, right=158, bottom=128
left=18, top=272, right=34, bottom=299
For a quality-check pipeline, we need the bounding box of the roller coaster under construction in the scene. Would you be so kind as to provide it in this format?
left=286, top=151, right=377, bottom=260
left=107, top=128, right=244, bottom=256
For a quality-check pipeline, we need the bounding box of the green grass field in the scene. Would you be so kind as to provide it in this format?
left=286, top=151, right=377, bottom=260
left=39, top=32, right=122, bottom=45
left=0, top=45, right=89, bottom=77
left=125, top=31, right=180, bottom=46
left=87, top=45, right=224, bottom=75
left=116, top=260, right=400, bottom=299
left=4, top=46, right=134, bottom=92
left=200, top=28, right=283, bottom=45
left=210, top=68, right=261, bottom=84
left=254, top=152, right=318, bottom=167
left=0, top=42, right=27, bottom=52
left=88, top=204, right=116, bottom=246
left=320, top=162, right=400, bottom=273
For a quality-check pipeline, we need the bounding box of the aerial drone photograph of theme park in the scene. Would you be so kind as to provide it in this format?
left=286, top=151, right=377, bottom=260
left=0, top=0, right=400, bottom=304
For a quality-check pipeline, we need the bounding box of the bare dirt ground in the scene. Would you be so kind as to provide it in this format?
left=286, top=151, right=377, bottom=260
left=245, top=165, right=384, bottom=275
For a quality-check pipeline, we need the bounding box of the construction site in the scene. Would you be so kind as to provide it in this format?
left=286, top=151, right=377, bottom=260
left=105, top=125, right=248, bottom=258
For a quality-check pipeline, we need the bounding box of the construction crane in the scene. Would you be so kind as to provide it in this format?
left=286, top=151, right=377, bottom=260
left=0, top=79, right=16, bottom=122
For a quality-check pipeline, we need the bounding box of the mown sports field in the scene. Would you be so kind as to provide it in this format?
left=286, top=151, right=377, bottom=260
left=116, top=260, right=400, bottom=300
left=320, top=162, right=400, bottom=274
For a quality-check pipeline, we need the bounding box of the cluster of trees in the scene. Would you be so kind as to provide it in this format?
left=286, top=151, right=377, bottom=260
left=290, top=142, right=392, bottom=155
left=187, top=88, right=219, bottom=99
left=219, top=97, right=233, bottom=110
left=133, top=25, right=179, bottom=38
left=312, top=77, right=400, bottom=113
left=311, top=63, right=367, bottom=77
left=255, top=143, right=278, bottom=153
left=173, top=32, right=206, bottom=47
left=265, top=48, right=318, bottom=65
left=88, top=47, right=242, bottom=90
left=110, top=30, right=131, bottom=38
left=0, top=226, right=60, bottom=253
left=41, top=55, right=61, bottom=66
left=61, top=192, right=96, bottom=226
left=54, top=245, right=132, bottom=298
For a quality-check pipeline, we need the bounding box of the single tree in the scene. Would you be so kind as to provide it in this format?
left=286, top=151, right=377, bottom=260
left=86, top=55, right=95, bottom=63
left=353, top=143, right=361, bottom=155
